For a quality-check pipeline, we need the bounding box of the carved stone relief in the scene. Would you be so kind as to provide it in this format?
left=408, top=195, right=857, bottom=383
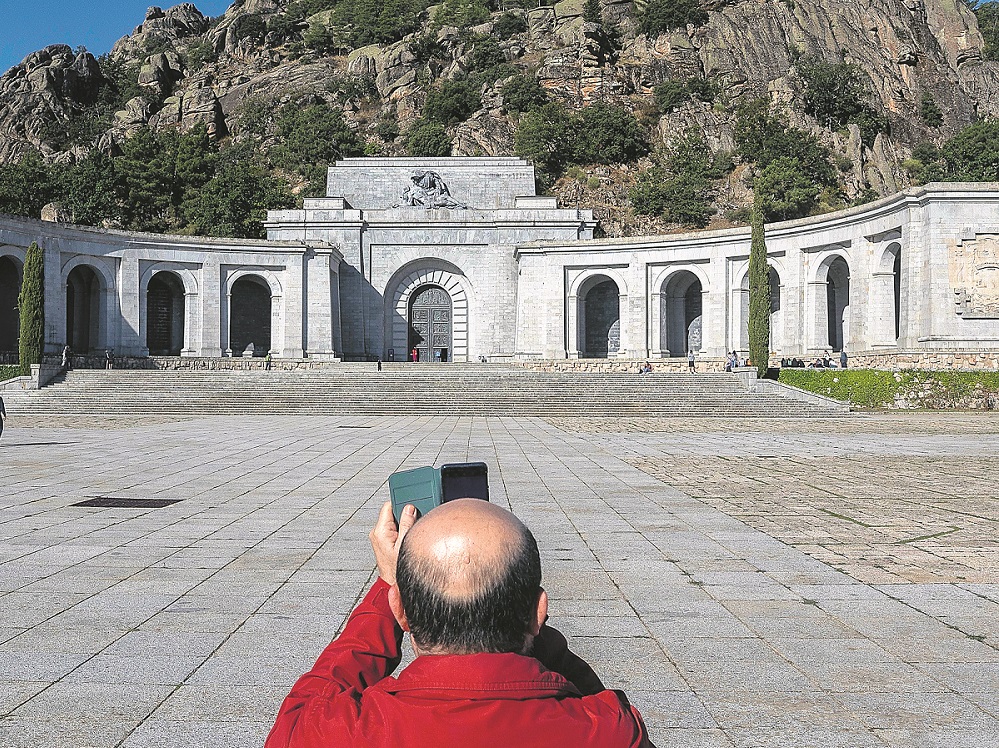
left=950, top=235, right=999, bottom=319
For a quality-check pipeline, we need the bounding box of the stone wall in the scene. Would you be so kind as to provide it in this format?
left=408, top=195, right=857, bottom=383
left=513, top=358, right=731, bottom=373
left=848, top=350, right=999, bottom=371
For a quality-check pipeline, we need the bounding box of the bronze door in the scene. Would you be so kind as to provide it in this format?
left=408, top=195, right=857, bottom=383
left=408, top=286, right=452, bottom=362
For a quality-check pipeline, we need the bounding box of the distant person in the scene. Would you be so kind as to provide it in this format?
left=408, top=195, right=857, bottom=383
left=687, top=350, right=695, bottom=372
left=265, top=352, right=272, bottom=371
left=823, top=352, right=832, bottom=368
left=639, top=361, right=652, bottom=374
left=62, top=345, right=72, bottom=371
left=377, top=357, right=383, bottom=372
left=105, top=349, right=114, bottom=370
left=411, top=347, right=418, bottom=362
left=0, top=396, right=6, bottom=440
left=840, top=350, right=848, bottom=369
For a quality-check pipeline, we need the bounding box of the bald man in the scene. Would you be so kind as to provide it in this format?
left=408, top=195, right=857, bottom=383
left=266, top=499, right=653, bottom=748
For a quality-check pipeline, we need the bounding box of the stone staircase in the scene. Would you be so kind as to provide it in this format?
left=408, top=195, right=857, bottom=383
left=3, top=364, right=847, bottom=418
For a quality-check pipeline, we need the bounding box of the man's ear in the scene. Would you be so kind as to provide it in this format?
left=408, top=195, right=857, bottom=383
left=388, top=585, right=410, bottom=632
left=530, top=587, right=548, bottom=637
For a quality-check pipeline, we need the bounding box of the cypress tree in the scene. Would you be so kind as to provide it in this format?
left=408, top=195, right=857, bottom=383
left=748, top=206, right=771, bottom=378
left=17, top=242, right=44, bottom=375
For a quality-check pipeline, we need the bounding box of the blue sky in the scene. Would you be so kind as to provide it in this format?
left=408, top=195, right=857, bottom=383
left=1, top=1, right=233, bottom=74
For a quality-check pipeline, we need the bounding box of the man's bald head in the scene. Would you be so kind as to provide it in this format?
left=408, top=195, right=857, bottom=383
left=396, top=499, right=542, bottom=654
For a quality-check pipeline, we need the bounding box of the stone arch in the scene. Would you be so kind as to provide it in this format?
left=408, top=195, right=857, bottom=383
left=737, top=265, right=783, bottom=353
left=146, top=272, right=186, bottom=356
left=567, top=268, right=629, bottom=359
left=577, top=275, right=621, bottom=358
left=227, top=273, right=275, bottom=356
left=0, top=252, right=23, bottom=353
left=660, top=269, right=704, bottom=357
left=813, top=254, right=851, bottom=352
left=139, top=264, right=199, bottom=357
left=386, top=263, right=471, bottom=362
left=65, top=264, right=105, bottom=353
left=871, top=242, right=902, bottom=345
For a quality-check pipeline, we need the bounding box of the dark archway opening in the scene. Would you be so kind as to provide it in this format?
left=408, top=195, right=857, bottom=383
left=147, top=272, right=185, bottom=356
left=0, top=257, right=21, bottom=352
left=826, top=257, right=850, bottom=352
left=892, top=249, right=902, bottom=341
left=408, top=285, right=452, bottom=362
left=230, top=276, right=272, bottom=356
left=66, top=265, right=102, bottom=353
left=582, top=279, right=620, bottom=358
left=662, top=272, right=702, bottom=357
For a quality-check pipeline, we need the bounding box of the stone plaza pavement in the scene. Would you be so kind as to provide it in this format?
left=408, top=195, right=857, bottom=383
left=1, top=413, right=998, bottom=748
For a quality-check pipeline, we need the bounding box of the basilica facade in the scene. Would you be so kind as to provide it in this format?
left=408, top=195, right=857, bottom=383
left=1, top=157, right=998, bottom=365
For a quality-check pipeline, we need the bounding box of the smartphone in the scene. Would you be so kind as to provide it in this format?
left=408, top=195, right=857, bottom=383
left=388, top=462, right=489, bottom=525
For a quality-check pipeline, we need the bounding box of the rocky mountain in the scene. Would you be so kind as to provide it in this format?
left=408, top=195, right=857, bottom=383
left=0, top=0, right=996, bottom=235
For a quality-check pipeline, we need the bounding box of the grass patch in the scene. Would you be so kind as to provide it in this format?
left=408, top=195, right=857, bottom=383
left=778, top=368, right=999, bottom=409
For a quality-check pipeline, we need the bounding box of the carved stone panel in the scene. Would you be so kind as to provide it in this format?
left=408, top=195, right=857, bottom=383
left=949, top=235, right=999, bottom=319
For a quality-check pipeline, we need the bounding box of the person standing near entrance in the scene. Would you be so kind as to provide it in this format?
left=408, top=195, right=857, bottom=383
left=840, top=349, right=848, bottom=369
left=411, top=347, right=418, bottom=362
left=0, top=396, right=6, bottom=441
left=265, top=352, right=272, bottom=371
left=687, top=350, right=695, bottom=372
left=62, top=345, right=72, bottom=371
left=105, top=349, right=114, bottom=370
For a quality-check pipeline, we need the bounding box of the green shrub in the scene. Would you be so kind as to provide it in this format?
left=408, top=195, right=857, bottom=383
left=304, top=21, right=340, bottom=55
left=333, top=0, right=433, bottom=48
left=575, top=103, right=649, bottom=164
left=470, top=36, right=507, bottom=71
left=940, top=121, right=999, bottom=181
left=0, top=150, right=59, bottom=219
left=433, top=0, right=491, bottom=28
left=406, top=119, right=453, bottom=155
left=654, top=81, right=689, bottom=112
left=637, top=0, right=708, bottom=36
left=494, top=12, right=528, bottom=38
left=233, top=14, right=267, bottom=42
left=969, top=0, right=999, bottom=61
left=798, top=56, right=889, bottom=145
left=514, top=102, right=576, bottom=185
left=920, top=92, right=943, bottom=127
left=630, top=168, right=714, bottom=226
left=424, top=78, right=482, bottom=125
left=686, top=77, right=719, bottom=103
left=735, top=100, right=837, bottom=190
left=501, top=74, right=549, bottom=113
left=0, top=365, right=21, bottom=382
left=375, top=115, right=401, bottom=141
left=184, top=39, right=218, bottom=69
left=753, top=156, right=821, bottom=221
left=583, top=0, right=602, bottom=23
left=17, top=242, right=44, bottom=375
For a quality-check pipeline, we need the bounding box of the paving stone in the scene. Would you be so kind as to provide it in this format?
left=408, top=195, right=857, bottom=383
left=2, top=413, right=999, bottom=747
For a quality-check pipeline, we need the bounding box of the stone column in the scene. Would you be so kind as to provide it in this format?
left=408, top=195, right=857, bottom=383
left=200, top=256, right=223, bottom=357
left=305, top=249, right=339, bottom=359
left=807, top=280, right=828, bottom=352
left=649, top=290, right=664, bottom=357
left=118, top=251, right=143, bottom=355
left=566, top=293, right=580, bottom=358
left=868, top=270, right=896, bottom=348
left=282, top=254, right=305, bottom=358
left=43, top=244, right=64, bottom=353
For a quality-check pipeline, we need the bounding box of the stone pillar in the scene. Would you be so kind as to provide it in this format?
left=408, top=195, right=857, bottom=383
left=566, top=293, right=580, bottom=358
left=43, top=244, right=64, bottom=353
left=649, top=291, right=664, bottom=357
left=807, top=280, right=828, bottom=352
left=282, top=255, right=305, bottom=358
left=200, top=257, right=223, bottom=357
left=182, top=287, right=199, bottom=356
left=118, top=252, right=143, bottom=355
left=868, top=270, right=897, bottom=348
left=305, top=249, right=339, bottom=359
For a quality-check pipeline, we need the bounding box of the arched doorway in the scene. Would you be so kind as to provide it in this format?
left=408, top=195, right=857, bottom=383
left=662, top=271, right=702, bottom=357
left=578, top=277, right=620, bottom=358
left=146, top=272, right=185, bottom=356
left=66, top=265, right=102, bottom=353
left=826, top=257, right=850, bottom=352
left=0, top=256, right=21, bottom=352
left=408, top=285, right=452, bottom=362
left=230, top=275, right=271, bottom=356
left=892, top=247, right=902, bottom=341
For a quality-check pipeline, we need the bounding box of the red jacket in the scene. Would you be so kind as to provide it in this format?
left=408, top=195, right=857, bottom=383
left=266, top=578, right=653, bottom=748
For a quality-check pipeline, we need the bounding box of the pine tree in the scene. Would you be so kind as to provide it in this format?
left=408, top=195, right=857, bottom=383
left=17, top=242, right=44, bottom=375
left=748, top=205, right=771, bottom=378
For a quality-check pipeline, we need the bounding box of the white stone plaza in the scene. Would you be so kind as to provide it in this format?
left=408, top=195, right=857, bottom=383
left=1, top=413, right=998, bottom=747
left=2, top=158, right=999, bottom=367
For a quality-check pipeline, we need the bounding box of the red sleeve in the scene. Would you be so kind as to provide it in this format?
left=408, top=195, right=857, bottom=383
left=264, top=578, right=403, bottom=748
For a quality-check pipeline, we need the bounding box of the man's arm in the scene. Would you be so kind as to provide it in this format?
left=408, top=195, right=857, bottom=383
left=530, top=623, right=605, bottom=695
left=265, top=502, right=417, bottom=748
left=264, top=578, right=402, bottom=747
